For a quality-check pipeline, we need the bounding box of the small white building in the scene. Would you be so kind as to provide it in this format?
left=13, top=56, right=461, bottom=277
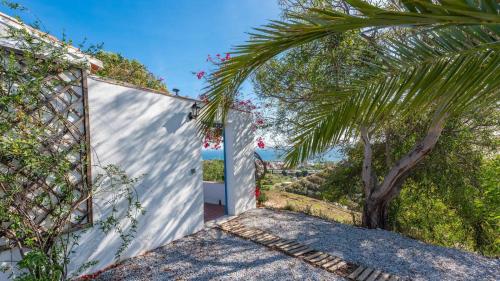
left=0, top=12, right=256, bottom=279
left=68, top=76, right=255, bottom=276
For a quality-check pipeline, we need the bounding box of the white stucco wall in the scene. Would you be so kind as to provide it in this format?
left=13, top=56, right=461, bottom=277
left=203, top=182, right=226, bottom=205
left=67, top=77, right=205, bottom=275
left=224, top=110, right=256, bottom=215
left=0, top=75, right=256, bottom=279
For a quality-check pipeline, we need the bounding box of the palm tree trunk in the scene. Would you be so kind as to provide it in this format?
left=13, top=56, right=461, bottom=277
left=361, top=115, right=447, bottom=229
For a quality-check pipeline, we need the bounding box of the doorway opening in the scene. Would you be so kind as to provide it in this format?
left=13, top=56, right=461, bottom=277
left=202, top=124, right=227, bottom=222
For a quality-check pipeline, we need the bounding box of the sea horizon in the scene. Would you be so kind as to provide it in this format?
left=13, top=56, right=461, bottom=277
left=202, top=147, right=343, bottom=162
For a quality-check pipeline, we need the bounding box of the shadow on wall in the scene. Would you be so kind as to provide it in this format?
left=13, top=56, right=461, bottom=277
left=69, top=78, right=204, bottom=275
left=164, top=112, right=187, bottom=134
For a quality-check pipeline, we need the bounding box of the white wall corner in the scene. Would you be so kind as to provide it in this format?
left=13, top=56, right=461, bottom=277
left=224, top=111, right=256, bottom=216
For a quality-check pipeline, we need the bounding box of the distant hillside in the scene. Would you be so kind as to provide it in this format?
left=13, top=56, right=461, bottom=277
left=275, top=169, right=332, bottom=198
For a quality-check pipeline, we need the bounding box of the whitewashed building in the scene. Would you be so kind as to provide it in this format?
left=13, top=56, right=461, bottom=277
left=0, top=12, right=255, bottom=278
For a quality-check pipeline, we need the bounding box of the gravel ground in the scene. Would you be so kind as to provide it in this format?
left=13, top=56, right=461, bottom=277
left=94, top=227, right=343, bottom=281
left=237, top=208, right=500, bottom=281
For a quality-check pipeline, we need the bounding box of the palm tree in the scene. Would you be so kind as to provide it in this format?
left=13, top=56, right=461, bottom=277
left=200, top=0, right=500, bottom=228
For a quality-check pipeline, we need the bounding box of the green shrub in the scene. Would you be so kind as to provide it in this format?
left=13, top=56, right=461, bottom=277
left=257, top=192, right=268, bottom=204
left=261, top=185, right=273, bottom=191
left=389, top=180, right=474, bottom=250
left=474, top=156, right=500, bottom=256
left=203, top=160, right=224, bottom=182
left=95, top=51, right=168, bottom=91
left=320, top=163, right=363, bottom=210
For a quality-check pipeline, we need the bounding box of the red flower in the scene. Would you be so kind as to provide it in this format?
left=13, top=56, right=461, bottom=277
left=257, top=137, right=265, bottom=149
left=255, top=186, right=261, bottom=198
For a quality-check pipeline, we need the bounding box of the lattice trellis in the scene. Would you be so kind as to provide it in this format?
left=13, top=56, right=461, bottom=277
left=0, top=62, right=92, bottom=248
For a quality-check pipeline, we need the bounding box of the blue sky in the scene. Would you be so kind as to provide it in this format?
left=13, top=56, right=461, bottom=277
left=0, top=0, right=281, bottom=99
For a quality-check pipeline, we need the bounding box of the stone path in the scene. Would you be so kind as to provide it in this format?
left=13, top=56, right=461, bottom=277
left=219, top=219, right=403, bottom=281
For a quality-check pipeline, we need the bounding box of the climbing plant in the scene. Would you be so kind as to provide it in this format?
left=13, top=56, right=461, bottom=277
left=0, top=8, right=143, bottom=280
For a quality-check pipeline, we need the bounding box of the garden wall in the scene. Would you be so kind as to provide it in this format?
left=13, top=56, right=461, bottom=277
left=67, top=76, right=206, bottom=275
left=67, top=76, right=256, bottom=275
left=0, top=72, right=256, bottom=279
left=203, top=182, right=226, bottom=205
left=225, top=110, right=256, bottom=215
left=0, top=12, right=254, bottom=279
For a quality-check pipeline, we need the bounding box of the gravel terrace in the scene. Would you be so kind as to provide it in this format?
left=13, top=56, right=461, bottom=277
left=95, top=208, right=499, bottom=281
left=94, top=226, right=342, bottom=281
left=238, top=208, right=500, bottom=281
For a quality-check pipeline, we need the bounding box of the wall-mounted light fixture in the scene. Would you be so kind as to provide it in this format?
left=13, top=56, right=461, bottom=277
left=188, top=102, right=201, bottom=120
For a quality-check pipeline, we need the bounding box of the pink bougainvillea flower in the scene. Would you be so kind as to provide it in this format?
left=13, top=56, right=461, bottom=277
left=199, top=94, right=209, bottom=103
left=257, top=137, right=265, bottom=149
left=221, top=53, right=231, bottom=62
left=196, top=71, right=205, bottom=79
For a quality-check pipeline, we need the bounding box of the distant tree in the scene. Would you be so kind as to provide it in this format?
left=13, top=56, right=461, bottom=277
left=94, top=51, right=168, bottom=92
left=203, top=160, right=225, bottom=182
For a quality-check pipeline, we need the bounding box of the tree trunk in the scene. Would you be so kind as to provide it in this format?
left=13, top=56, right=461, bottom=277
left=362, top=174, right=407, bottom=229
left=362, top=197, right=389, bottom=229
left=361, top=115, right=447, bottom=229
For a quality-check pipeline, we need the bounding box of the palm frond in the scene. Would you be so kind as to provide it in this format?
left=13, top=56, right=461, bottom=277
left=199, top=0, right=500, bottom=127
left=284, top=26, right=500, bottom=166
left=199, top=0, right=500, bottom=166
